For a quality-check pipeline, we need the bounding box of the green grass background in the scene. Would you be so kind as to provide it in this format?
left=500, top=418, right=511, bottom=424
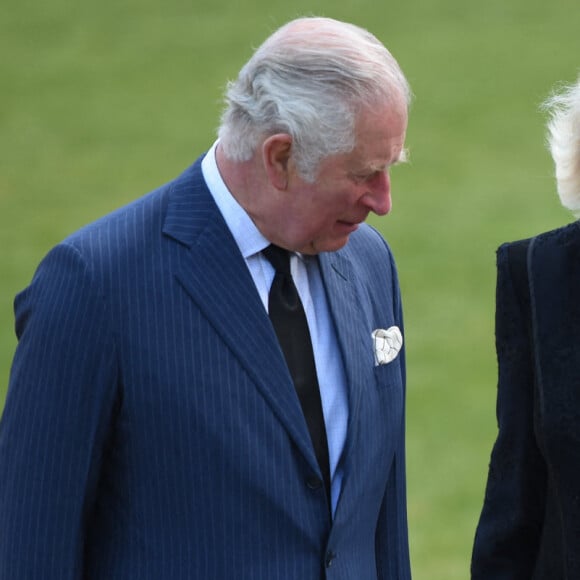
left=1, top=0, right=578, bottom=577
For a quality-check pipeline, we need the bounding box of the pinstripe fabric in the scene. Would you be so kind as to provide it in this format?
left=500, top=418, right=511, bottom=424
left=201, top=144, right=349, bottom=516
left=0, top=156, right=410, bottom=579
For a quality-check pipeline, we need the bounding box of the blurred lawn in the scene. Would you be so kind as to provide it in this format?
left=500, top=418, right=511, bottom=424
left=0, top=0, right=577, bottom=578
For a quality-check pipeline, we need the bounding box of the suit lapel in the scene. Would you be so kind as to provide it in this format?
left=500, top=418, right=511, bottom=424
left=162, top=160, right=319, bottom=472
left=318, top=251, right=372, bottom=471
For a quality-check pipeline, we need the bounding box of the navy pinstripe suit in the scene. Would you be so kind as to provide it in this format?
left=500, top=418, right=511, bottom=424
left=0, top=155, right=410, bottom=579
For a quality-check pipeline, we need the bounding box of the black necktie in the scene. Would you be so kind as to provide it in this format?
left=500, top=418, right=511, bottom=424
left=263, top=245, right=331, bottom=502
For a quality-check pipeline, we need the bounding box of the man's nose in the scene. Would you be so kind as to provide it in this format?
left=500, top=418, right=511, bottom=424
left=363, top=171, right=392, bottom=216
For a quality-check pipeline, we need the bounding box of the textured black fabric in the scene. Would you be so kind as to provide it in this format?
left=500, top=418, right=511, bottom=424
left=263, top=244, right=331, bottom=503
left=472, top=223, right=580, bottom=579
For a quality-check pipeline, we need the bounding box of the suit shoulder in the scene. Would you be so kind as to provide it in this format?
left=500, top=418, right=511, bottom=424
left=61, top=160, right=203, bottom=253
left=345, top=223, right=393, bottom=258
left=338, top=224, right=398, bottom=286
left=63, top=185, right=167, bottom=249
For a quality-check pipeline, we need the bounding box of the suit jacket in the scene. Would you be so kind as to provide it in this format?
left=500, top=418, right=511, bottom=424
left=0, top=155, right=411, bottom=580
left=472, top=221, right=580, bottom=579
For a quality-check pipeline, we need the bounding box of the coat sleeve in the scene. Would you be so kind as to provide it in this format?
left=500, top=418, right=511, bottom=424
left=0, top=242, right=119, bottom=579
left=471, top=242, right=547, bottom=578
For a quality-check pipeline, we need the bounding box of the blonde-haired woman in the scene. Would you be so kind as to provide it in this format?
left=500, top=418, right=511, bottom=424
left=472, top=76, right=580, bottom=579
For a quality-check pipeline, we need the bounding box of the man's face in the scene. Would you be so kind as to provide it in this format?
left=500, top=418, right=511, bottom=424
left=274, top=100, right=408, bottom=254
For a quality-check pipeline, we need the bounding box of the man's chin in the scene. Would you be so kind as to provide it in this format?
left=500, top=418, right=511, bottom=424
left=304, top=236, right=351, bottom=255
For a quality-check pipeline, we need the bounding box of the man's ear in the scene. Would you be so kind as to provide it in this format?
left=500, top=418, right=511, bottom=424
left=262, top=134, right=293, bottom=190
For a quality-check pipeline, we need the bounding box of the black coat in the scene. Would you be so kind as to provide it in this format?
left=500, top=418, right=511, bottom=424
left=472, top=221, right=580, bottom=579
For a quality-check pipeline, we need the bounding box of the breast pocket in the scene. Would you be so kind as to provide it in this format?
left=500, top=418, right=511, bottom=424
left=373, top=358, right=403, bottom=391
left=371, top=358, right=405, bottom=437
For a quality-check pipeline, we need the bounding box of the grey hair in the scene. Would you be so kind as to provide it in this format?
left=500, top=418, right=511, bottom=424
left=543, top=76, right=580, bottom=216
left=218, top=17, right=411, bottom=182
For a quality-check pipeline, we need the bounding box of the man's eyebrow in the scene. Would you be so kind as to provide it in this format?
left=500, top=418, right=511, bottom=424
left=372, top=148, right=410, bottom=171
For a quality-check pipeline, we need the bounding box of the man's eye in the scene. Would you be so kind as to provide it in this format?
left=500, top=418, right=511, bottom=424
left=363, top=171, right=383, bottom=182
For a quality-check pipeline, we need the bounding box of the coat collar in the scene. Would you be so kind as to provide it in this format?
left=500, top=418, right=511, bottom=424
left=530, top=222, right=580, bottom=420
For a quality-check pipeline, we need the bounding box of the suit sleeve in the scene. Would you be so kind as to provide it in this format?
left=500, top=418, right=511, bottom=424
left=0, top=243, right=119, bottom=579
left=374, top=245, right=411, bottom=580
left=471, top=243, right=547, bottom=578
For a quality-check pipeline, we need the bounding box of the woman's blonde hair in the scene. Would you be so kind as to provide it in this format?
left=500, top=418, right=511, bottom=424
left=544, top=76, right=580, bottom=216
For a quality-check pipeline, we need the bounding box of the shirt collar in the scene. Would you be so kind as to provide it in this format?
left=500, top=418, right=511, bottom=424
left=201, top=140, right=311, bottom=266
left=201, top=140, right=269, bottom=259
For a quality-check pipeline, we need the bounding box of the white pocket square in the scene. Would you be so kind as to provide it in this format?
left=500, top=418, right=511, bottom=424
left=372, top=326, right=403, bottom=366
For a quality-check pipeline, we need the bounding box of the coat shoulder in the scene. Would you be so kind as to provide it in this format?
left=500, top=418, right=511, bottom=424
left=499, top=221, right=580, bottom=251
left=498, top=221, right=580, bottom=272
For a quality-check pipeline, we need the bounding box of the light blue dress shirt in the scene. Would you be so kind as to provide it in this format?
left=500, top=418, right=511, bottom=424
left=201, top=142, right=349, bottom=515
